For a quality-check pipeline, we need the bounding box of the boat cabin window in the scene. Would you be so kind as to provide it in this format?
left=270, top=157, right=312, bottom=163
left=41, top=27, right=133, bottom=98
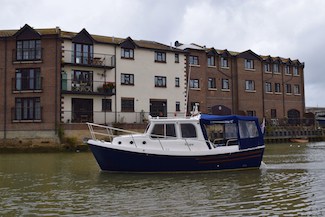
left=150, top=124, right=176, bottom=139
left=180, top=123, right=197, bottom=138
left=238, top=120, right=259, bottom=139
left=205, top=123, right=238, bottom=146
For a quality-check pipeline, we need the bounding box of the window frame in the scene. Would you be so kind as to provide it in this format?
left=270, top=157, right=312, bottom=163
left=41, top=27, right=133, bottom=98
left=121, top=48, right=134, bottom=59
left=154, top=51, right=166, bottom=63
left=16, top=40, right=41, bottom=61
left=244, top=59, right=254, bottom=70
left=190, top=79, right=200, bottom=89
left=121, top=73, right=134, bottom=85
left=265, top=82, right=272, bottom=93
left=189, top=55, right=199, bottom=65
left=14, top=97, right=41, bottom=121
left=245, top=80, right=255, bottom=91
left=15, top=68, right=41, bottom=91
left=208, top=77, right=216, bottom=89
left=220, top=57, right=229, bottom=68
left=121, top=98, right=134, bottom=112
left=155, top=76, right=167, bottom=88
left=102, top=98, right=112, bottom=112
left=222, top=78, right=230, bottom=90
left=207, top=55, right=215, bottom=67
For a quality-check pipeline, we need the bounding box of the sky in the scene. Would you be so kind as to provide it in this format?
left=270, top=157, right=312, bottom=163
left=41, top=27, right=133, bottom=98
left=1, top=0, right=325, bottom=107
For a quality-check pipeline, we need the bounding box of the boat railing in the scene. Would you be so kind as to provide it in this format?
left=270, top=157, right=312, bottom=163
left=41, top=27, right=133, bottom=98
left=87, top=122, right=140, bottom=145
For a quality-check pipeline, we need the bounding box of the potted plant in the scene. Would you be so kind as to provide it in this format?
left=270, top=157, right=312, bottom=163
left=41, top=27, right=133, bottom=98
left=98, top=82, right=115, bottom=94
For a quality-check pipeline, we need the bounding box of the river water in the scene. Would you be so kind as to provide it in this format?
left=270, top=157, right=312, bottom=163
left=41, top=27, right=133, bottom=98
left=1, top=142, right=325, bottom=216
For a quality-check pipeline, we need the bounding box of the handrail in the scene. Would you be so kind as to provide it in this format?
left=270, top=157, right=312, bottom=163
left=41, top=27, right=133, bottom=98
left=87, top=122, right=216, bottom=151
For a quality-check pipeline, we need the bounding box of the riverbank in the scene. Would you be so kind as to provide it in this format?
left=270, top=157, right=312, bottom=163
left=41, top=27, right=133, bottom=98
left=1, top=123, right=325, bottom=153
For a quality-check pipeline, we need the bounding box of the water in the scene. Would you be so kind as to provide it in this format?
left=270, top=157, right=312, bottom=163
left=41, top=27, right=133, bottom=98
left=1, top=142, right=325, bottom=216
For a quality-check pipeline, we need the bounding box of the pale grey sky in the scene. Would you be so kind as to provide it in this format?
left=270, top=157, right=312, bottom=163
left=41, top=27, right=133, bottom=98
left=1, top=0, right=325, bottom=107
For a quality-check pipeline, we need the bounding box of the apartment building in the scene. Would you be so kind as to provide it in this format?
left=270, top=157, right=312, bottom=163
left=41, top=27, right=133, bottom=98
left=0, top=24, right=186, bottom=143
left=0, top=24, right=61, bottom=141
left=176, top=42, right=305, bottom=121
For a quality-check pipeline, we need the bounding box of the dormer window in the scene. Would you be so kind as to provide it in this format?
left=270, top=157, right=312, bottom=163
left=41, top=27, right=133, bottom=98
left=221, top=57, right=229, bottom=68
left=16, top=40, right=41, bottom=61
left=244, top=59, right=254, bottom=69
left=121, top=48, right=134, bottom=59
left=207, top=56, right=215, bottom=66
left=74, top=43, right=93, bottom=65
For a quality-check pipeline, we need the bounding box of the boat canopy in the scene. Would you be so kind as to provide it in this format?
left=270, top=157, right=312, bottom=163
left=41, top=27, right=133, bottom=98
left=199, top=114, right=264, bottom=149
left=199, top=114, right=259, bottom=124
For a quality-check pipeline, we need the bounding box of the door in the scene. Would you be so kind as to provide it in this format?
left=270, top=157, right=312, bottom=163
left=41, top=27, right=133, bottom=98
left=72, top=98, right=93, bottom=123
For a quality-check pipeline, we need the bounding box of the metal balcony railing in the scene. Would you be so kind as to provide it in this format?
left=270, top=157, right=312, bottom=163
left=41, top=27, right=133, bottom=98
left=12, top=48, right=43, bottom=62
left=12, top=77, right=43, bottom=92
left=61, top=78, right=115, bottom=96
left=62, top=50, right=115, bottom=68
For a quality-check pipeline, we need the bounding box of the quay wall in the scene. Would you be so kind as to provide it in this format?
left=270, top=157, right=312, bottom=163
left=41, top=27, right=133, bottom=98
left=1, top=124, right=325, bottom=152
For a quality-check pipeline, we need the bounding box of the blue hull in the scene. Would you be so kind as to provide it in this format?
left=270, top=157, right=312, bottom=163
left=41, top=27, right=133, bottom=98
left=89, top=144, right=264, bottom=172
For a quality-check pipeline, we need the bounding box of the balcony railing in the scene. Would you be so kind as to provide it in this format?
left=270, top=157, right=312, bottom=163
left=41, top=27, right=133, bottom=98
left=11, top=107, right=43, bottom=122
left=12, top=77, right=43, bottom=92
left=12, top=48, right=43, bottom=62
left=61, top=78, right=115, bottom=96
left=62, top=50, right=115, bottom=68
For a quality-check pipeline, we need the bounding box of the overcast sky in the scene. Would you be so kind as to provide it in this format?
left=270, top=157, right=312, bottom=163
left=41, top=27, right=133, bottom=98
left=1, top=0, right=325, bottom=107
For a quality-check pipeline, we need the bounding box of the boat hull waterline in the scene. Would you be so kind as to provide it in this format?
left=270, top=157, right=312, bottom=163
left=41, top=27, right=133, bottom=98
left=88, top=141, right=265, bottom=172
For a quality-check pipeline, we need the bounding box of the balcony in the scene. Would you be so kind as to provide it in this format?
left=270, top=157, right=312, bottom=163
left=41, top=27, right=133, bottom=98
left=12, top=77, right=43, bottom=93
left=61, top=78, right=115, bottom=96
left=62, top=50, right=115, bottom=69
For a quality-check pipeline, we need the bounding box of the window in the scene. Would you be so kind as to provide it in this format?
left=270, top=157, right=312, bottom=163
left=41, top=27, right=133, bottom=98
left=220, top=57, right=229, bottom=68
left=190, top=79, right=199, bottom=88
left=294, top=84, right=300, bottom=95
left=175, top=77, right=180, bottom=87
left=189, top=55, right=199, bottom=65
left=16, top=40, right=41, bottom=61
left=238, top=120, right=258, bottom=138
left=121, top=48, right=134, bottom=59
left=265, top=82, right=272, bottom=93
left=264, top=63, right=271, bottom=72
left=180, top=123, right=197, bottom=138
left=244, top=59, right=254, bottom=69
left=273, top=63, right=280, bottom=73
left=102, top=99, right=112, bottom=111
left=285, top=65, right=290, bottom=74
left=293, top=66, right=299, bottom=76
left=15, top=68, right=41, bottom=91
left=246, top=111, right=256, bottom=117
left=208, top=78, right=216, bottom=89
left=175, top=54, right=179, bottom=63
left=14, top=97, right=41, bottom=121
left=286, top=84, right=292, bottom=94
left=275, top=83, right=281, bottom=93
left=155, top=51, right=166, bottom=62
left=74, top=43, right=93, bottom=65
left=245, top=80, right=255, bottom=91
left=222, top=78, right=229, bottom=90
left=207, top=56, right=215, bottom=66
left=72, top=70, right=93, bottom=89
left=121, top=73, right=134, bottom=85
left=271, top=109, right=277, bottom=118
left=176, top=101, right=180, bottom=112
left=121, top=98, right=134, bottom=112
left=151, top=124, right=176, bottom=139
left=155, top=76, right=166, bottom=87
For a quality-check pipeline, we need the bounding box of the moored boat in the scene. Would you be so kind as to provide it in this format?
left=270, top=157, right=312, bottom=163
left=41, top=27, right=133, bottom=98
left=87, top=114, right=265, bottom=172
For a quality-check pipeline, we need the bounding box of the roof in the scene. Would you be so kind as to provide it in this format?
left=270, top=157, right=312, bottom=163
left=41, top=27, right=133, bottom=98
left=199, top=114, right=259, bottom=125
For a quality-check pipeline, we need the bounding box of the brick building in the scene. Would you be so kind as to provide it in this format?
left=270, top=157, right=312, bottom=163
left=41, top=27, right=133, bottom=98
left=176, top=42, right=305, bottom=121
left=0, top=24, right=306, bottom=146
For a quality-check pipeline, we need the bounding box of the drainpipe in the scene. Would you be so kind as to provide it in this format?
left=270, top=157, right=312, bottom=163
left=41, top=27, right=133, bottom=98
left=114, top=45, right=117, bottom=123
left=3, top=37, right=8, bottom=140
left=55, top=32, right=59, bottom=135
left=261, top=61, right=265, bottom=118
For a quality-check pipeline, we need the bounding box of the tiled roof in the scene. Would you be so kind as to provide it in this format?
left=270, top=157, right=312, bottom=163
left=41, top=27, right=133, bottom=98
left=0, top=26, right=302, bottom=63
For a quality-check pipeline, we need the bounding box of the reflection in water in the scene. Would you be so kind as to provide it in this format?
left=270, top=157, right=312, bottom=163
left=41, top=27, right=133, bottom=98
left=1, top=142, right=325, bottom=216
